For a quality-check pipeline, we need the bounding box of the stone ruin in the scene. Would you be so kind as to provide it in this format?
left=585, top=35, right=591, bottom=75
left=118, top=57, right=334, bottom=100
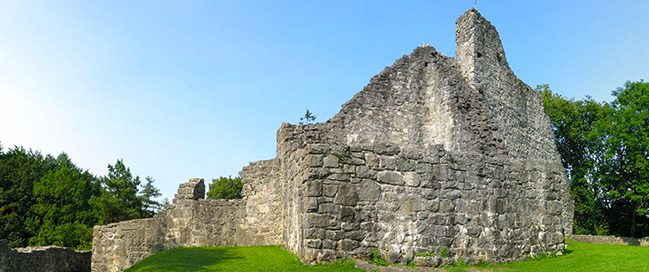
left=0, top=240, right=91, bottom=272
left=92, top=8, right=573, bottom=271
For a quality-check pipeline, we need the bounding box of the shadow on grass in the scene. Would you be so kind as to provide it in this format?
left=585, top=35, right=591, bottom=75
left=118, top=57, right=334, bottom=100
left=126, top=245, right=364, bottom=272
left=126, top=247, right=244, bottom=272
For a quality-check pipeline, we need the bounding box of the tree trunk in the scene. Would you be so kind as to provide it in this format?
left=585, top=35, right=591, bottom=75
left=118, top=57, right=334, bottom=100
left=630, top=202, right=637, bottom=237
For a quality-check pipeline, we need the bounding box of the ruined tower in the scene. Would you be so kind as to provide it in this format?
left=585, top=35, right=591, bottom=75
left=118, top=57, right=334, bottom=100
left=92, top=9, right=573, bottom=271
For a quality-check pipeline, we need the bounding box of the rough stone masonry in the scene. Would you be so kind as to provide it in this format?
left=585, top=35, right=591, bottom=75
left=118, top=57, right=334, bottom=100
left=92, top=8, right=573, bottom=271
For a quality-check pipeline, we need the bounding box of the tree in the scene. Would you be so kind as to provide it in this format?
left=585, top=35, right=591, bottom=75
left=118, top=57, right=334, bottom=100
left=139, top=176, right=162, bottom=218
left=596, top=81, right=649, bottom=237
left=300, top=110, right=317, bottom=124
left=26, top=153, right=100, bottom=249
left=0, top=147, right=57, bottom=247
left=0, top=144, right=159, bottom=248
left=207, top=176, right=243, bottom=200
left=91, top=159, right=143, bottom=224
left=538, top=81, right=649, bottom=237
left=537, top=85, right=608, bottom=235
left=158, top=197, right=172, bottom=214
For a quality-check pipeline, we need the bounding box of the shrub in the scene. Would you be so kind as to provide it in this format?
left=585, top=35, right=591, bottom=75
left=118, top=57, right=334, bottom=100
left=439, top=246, right=448, bottom=258
left=369, top=248, right=388, bottom=266
left=207, top=176, right=243, bottom=200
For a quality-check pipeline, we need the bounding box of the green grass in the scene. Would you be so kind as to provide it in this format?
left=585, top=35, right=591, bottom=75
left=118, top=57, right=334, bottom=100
left=454, top=239, right=649, bottom=272
left=124, top=245, right=363, bottom=272
left=126, top=240, right=649, bottom=272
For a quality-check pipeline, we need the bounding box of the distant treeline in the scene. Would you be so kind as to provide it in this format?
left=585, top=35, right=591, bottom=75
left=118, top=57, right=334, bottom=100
left=538, top=81, right=648, bottom=237
left=0, top=147, right=162, bottom=250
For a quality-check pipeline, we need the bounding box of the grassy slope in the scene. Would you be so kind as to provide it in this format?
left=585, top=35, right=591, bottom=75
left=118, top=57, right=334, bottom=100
left=124, top=245, right=363, bottom=272
left=126, top=240, right=649, bottom=272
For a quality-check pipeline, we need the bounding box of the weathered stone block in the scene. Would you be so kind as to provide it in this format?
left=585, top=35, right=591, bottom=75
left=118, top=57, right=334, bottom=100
left=323, top=155, right=339, bottom=168
left=305, top=197, right=318, bottom=212
left=345, top=230, right=364, bottom=241
left=305, top=228, right=325, bottom=240
left=339, top=239, right=360, bottom=251
left=308, top=155, right=323, bottom=167
left=357, top=180, right=381, bottom=201
left=322, top=239, right=336, bottom=250
left=318, top=203, right=338, bottom=214
left=404, top=172, right=421, bottom=187
left=323, top=184, right=338, bottom=197
left=325, top=230, right=344, bottom=241
left=377, top=171, right=404, bottom=185
left=340, top=207, right=355, bottom=222
left=305, top=180, right=323, bottom=197
left=375, top=143, right=400, bottom=155
left=308, top=214, right=332, bottom=228
left=379, top=156, right=398, bottom=170
left=306, top=239, right=322, bottom=249
left=365, top=153, right=380, bottom=168
left=334, top=183, right=359, bottom=206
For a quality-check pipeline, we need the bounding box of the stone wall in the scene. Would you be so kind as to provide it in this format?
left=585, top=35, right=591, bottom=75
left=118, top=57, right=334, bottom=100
left=276, top=141, right=568, bottom=265
left=0, top=240, right=91, bottom=272
left=92, top=179, right=247, bottom=272
left=92, top=218, right=166, bottom=272
left=455, top=9, right=560, bottom=162
left=239, top=159, right=284, bottom=245
left=570, top=235, right=649, bottom=246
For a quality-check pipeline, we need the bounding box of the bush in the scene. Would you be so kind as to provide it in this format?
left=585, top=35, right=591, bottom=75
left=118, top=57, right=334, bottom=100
left=369, top=248, right=388, bottom=266
left=207, top=176, right=243, bottom=200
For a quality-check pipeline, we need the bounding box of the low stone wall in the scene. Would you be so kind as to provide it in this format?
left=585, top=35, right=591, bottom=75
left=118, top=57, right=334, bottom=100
left=570, top=235, right=649, bottom=246
left=92, top=179, right=248, bottom=272
left=92, top=218, right=166, bottom=272
left=0, top=240, right=91, bottom=272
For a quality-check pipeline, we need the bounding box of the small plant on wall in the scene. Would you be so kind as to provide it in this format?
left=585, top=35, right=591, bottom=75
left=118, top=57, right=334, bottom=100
left=299, top=110, right=317, bottom=124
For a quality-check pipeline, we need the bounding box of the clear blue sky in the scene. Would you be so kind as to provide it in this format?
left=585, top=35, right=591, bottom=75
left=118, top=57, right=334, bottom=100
left=1, top=0, right=647, bottom=200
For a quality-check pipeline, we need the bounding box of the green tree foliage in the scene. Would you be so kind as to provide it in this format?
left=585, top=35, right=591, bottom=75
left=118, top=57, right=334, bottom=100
left=538, top=81, right=649, bottom=237
left=91, top=159, right=144, bottom=224
left=0, top=143, right=162, bottom=248
left=207, top=176, right=243, bottom=200
left=158, top=197, right=172, bottom=214
left=537, top=84, right=608, bottom=235
left=0, top=147, right=57, bottom=247
left=26, top=153, right=100, bottom=250
left=597, top=81, right=649, bottom=237
left=139, top=176, right=162, bottom=218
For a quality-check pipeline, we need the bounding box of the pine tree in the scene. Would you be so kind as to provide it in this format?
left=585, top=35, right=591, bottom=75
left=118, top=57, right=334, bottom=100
left=91, top=159, right=143, bottom=224
left=139, top=176, right=162, bottom=217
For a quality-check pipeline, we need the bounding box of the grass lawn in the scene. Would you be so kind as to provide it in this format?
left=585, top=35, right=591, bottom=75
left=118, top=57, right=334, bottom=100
left=457, top=239, right=649, bottom=272
left=124, top=245, right=363, bottom=272
left=126, top=240, right=649, bottom=272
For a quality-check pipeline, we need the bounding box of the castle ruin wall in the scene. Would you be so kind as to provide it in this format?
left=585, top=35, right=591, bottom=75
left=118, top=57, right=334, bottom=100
left=91, top=8, right=573, bottom=271
left=273, top=123, right=568, bottom=264
left=239, top=159, right=284, bottom=245
left=91, top=197, right=246, bottom=272
left=0, top=240, right=91, bottom=272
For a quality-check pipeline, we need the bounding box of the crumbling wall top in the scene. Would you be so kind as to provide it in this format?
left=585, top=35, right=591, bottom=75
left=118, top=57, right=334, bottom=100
left=173, top=178, right=205, bottom=203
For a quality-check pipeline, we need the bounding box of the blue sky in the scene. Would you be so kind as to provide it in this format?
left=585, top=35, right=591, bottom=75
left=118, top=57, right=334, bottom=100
left=1, top=0, right=647, bottom=200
